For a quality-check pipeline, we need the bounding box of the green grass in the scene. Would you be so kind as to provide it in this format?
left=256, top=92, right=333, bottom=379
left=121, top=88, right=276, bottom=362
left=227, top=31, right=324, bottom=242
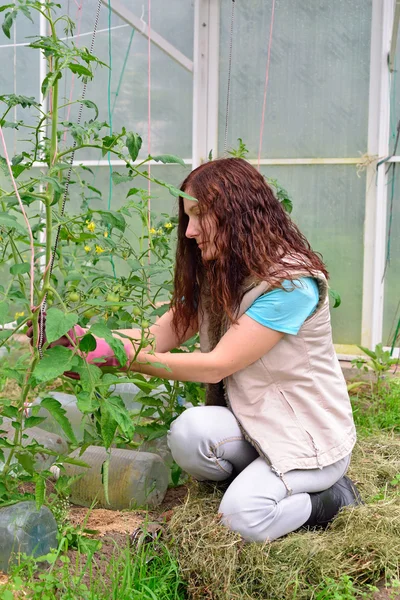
left=1, top=537, right=186, bottom=600
left=350, top=378, right=400, bottom=434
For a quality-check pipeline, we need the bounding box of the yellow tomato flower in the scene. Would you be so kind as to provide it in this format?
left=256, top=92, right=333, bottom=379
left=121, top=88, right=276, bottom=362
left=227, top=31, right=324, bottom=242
left=149, top=227, right=156, bottom=235
left=103, top=230, right=109, bottom=238
left=157, top=228, right=163, bottom=235
left=164, top=222, right=173, bottom=229
left=14, top=311, right=24, bottom=319
left=84, top=245, right=91, bottom=253
left=95, top=245, right=105, bottom=254
left=86, top=221, right=96, bottom=233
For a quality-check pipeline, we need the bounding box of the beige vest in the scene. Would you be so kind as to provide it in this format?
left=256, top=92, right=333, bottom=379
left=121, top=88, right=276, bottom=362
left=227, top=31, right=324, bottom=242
left=199, top=271, right=356, bottom=490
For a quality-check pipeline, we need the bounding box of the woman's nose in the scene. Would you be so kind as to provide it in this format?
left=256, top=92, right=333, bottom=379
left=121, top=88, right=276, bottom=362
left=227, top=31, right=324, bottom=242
left=185, top=219, right=198, bottom=238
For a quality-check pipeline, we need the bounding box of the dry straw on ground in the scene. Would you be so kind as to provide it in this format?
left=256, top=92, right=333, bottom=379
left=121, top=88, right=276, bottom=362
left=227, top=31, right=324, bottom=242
left=166, top=433, right=400, bottom=600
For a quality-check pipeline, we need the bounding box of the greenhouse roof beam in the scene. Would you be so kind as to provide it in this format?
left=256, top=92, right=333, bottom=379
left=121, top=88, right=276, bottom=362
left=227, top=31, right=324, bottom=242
left=389, top=0, right=400, bottom=71
left=100, top=0, right=193, bottom=73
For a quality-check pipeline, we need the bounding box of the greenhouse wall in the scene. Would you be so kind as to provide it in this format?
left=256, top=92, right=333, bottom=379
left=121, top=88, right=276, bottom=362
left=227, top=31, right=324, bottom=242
left=0, top=0, right=398, bottom=352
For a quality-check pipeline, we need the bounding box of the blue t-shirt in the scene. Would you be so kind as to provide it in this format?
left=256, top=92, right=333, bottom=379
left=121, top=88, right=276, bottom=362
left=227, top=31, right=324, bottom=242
left=245, top=277, right=319, bottom=335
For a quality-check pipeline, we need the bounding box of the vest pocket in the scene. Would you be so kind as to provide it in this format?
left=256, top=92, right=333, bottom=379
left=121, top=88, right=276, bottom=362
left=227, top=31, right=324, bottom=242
left=278, top=388, right=321, bottom=464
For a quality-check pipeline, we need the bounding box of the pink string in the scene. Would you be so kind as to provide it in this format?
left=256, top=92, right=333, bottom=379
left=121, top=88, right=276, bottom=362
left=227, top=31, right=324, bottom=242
left=0, top=126, right=36, bottom=309
left=63, top=0, right=84, bottom=143
left=257, top=0, right=276, bottom=170
left=147, top=0, right=151, bottom=257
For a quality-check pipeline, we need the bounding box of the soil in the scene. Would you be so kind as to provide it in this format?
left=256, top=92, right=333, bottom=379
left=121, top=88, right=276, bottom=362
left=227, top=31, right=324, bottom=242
left=67, top=485, right=188, bottom=536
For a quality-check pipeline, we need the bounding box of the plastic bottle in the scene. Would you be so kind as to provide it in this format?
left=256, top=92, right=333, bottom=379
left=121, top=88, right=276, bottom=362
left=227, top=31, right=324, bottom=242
left=64, top=446, right=169, bottom=510
left=0, top=421, right=68, bottom=471
left=31, top=392, right=97, bottom=442
left=0, top=501, right=58, bottom=573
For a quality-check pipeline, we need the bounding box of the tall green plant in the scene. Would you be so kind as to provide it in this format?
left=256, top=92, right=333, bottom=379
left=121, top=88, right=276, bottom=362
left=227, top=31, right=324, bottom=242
left=0, top=1, right=197, bottom=506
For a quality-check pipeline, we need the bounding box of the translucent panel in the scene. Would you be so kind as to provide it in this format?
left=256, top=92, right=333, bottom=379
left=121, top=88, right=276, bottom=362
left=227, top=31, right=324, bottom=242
left=219, top=0, right=372, bottom=158
left=382, top=174, right=400, bottom=346
left=121, top=0, right=194, bottom=60
left=259, top=166, right=365, bottom=343
left=0, top=12, right=40, bottom=154
left=57, top=1, right=193, bottom=160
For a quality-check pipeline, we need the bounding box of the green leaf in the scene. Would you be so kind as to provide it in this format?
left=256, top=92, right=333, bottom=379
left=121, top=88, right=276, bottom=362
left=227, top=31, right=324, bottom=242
left=31, top=346, right=74, bottom=384
left=81, top=99, right=99, bottom=120
left=76, top=391, right=98, bottom=414
left=0, top=94, right=39, bottom=109
left=126, top=132, right=142, bottom=162
left=357, top=345, right=377, bottom=360
left=329, top=289, right=341, bottom=309
left=16, top=452, right=35, bottom=475
left=40, top=397, right=77, bottom=444
left=87, top=184, right=101, bottom=196
left=97, top=209, right=126, bottom=232
left=24, top=416, right=47, bottom=428
left=41, top=70, right=62, bottom=98
left=150, top=304, right=170, bottom=318
left=0, top=301, right=9, bottom=325
left=2, top=405, right=18, bottom=420
left=79, top=333, right=97, bottom=353
left=46, top=308, right=78, bottom=344
left=111, top=172, right=133, bottom=185
left=101, top=456, right=110, bottom=504
left=152, top=154, right=186, bottom=167
left=0, top=212, right=26, bottom=233
left=126, top=188, right=140, bottom=198
left=64, top=270, right=83, bottom=283
left=35, top=477, right=46, bottom=510
left=280, top=198, right=293, bottom=214
left=107, top=396, right=135, bottom=438
left=2, top=9, right=16, bottom=39
left=90, top=322, right=127, bottom=367
left=100, top=408, right=117, bottom=449
left=68, top=63, right=92, bottom=78
left=10, top=262, right=30, bottom=275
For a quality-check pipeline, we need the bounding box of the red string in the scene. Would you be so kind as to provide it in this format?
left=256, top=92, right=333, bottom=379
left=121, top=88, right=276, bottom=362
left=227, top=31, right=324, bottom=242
left=257, top=0, right=276, bottom=170
left=147, top=0, right=151, bottom=257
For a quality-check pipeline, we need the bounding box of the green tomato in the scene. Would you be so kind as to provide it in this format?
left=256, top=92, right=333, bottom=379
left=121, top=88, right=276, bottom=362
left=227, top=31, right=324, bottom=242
left=92, top=287, right=101, bottom=297
left=141, top=319, right=149, bottom=329
left=47, top=298, right=53, bottom=306
left=83, top=308, right=97, bottom=319
left=69, top=291, right=80, bottom=303
left=132, top=306, right=142, bottom=317
left=110, top=305, right=120, bottom=313
left=106, top=293, right=120, bottom=304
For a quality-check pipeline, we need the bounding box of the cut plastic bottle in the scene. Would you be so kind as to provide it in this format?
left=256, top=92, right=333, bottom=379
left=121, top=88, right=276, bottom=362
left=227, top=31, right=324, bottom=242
left=65, top=446, right=169, bottom=510
left=0, top=501, right=58, bottom=573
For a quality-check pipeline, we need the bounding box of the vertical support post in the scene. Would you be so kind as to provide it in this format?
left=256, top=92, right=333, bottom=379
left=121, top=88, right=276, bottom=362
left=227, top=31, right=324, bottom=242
left=361, top=0, right=394, bottom=349
left=192, top=0, right=220, bottom=169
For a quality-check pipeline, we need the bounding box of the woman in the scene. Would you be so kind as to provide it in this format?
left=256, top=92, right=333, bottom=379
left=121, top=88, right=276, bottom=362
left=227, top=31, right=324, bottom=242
left=30, top=158, right=361, bottom=542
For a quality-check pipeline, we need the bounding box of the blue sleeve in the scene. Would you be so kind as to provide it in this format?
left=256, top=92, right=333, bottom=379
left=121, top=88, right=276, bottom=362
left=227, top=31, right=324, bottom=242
left=245, top=277, right=319, bottom=335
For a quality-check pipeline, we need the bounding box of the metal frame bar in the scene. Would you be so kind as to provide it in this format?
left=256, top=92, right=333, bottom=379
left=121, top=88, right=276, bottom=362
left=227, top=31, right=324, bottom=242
left=389, top=0, right=400, bottom=71
left=192, top=0, right=221, bottom=168
left=100, top=0, right=193, bottom=73
left=361, top=0, right=394, bottom=349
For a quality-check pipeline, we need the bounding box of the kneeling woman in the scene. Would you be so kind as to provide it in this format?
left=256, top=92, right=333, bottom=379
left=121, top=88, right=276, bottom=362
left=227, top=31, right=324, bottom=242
left=39, top=158, right=361, bottom=542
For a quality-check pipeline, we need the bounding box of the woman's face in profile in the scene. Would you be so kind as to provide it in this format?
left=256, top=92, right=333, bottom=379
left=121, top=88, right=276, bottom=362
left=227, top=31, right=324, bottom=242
left=183, top=198, right=218, bottom=261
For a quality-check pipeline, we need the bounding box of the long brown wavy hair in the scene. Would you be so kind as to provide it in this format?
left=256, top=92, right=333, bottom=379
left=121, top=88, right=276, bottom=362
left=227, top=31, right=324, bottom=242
left=171, top=158, right=328, bottom=338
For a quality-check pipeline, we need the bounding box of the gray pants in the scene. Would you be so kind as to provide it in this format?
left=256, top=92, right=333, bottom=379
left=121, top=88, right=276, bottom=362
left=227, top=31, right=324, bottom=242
left=168, top=406, right=351, bottom=542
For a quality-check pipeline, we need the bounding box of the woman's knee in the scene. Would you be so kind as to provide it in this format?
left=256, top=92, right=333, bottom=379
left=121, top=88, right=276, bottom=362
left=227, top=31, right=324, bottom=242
left=219, top=488, right=277, bottom=543
left=167, top=405, right=240, bottom=480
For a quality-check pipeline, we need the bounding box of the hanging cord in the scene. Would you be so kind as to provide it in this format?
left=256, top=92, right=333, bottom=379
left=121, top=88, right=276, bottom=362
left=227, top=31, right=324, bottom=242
left=257, top=0, right=276, bottom=170
left=106, top=0, right=117, bottom=278
left=223, top=0, right=235, bottom=154
left=38, top=0, right=103, bottom=355
left=380, top=118, right=400, bottom=281
left=147, top=0, right=152, bottom=261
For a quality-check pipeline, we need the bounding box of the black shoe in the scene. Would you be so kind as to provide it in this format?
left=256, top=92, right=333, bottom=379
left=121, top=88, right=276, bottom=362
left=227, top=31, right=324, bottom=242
left=303, top=475, right=362, bottom=529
